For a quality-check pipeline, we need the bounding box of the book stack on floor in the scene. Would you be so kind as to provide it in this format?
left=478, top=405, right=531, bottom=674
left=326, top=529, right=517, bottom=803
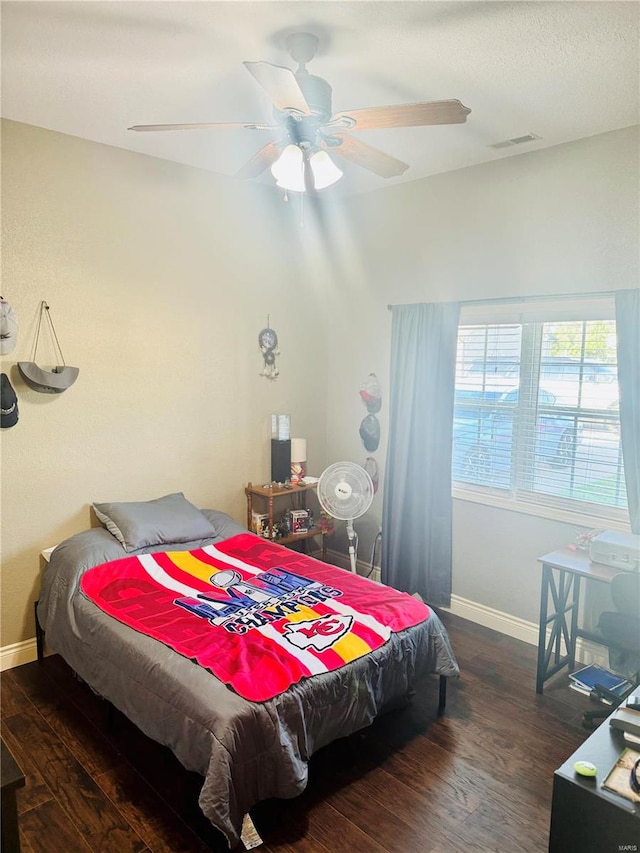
left=568, top=664, right=633, bottom=703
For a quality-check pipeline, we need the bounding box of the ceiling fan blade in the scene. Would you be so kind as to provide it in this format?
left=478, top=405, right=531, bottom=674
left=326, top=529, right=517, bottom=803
left=331, top=99, right=471, bottom=131
left=243, top=61, right=312, bottom=115
left=235, top=141, right=284, bottom=179
left=329, top=135, right=409, bottom=178
left=128, top=121, right=276, bottom=132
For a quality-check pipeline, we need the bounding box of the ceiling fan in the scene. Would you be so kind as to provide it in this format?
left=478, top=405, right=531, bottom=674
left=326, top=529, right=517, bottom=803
left=129, top=32, right=471, bottom=192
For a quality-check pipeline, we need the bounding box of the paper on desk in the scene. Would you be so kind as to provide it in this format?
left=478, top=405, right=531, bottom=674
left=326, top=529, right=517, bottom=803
left=602, top=747, right=640, bottom=804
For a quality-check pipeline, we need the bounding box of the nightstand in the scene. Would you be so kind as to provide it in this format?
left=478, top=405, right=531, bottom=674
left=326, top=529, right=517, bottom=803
left=245, top=482, right=327, bottom=561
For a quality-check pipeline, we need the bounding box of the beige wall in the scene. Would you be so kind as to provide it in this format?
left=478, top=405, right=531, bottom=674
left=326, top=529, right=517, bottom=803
left=324, top=125, right=639, bottom=623
left=344, top=125, right=639, bottom=303
left=0, top=119, right=329, bottom=647
left=2, top=121, right=638, bottom=649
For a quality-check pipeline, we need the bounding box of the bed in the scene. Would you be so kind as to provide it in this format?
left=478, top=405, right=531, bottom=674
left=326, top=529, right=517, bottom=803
left=36, top=494, right=459, bottom=849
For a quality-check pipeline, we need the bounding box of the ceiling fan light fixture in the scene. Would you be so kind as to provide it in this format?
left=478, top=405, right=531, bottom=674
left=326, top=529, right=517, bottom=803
left=309, top=149, right=343, bottom=189
left=129, top=34, right=471, bottom=190
left=271, top=144, right=305, bottom=192
left=271, top=143, right=342, bottom=192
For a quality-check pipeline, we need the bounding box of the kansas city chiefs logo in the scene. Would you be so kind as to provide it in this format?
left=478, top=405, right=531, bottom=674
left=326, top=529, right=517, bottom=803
left=283, top=614, right=353, bottom=651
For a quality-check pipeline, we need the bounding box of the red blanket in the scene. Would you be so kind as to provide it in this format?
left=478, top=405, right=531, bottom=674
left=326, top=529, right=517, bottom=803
left=81, top=533, right=430, bottom=702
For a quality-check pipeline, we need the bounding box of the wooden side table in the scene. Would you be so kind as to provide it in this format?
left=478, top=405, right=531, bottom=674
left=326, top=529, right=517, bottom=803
left=1, top=738, right=25, bottom=853
left=245, top=481, right=327, bottom=561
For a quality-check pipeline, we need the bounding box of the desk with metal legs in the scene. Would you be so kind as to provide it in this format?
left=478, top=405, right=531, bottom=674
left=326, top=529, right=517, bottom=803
left=536, top=548, right=619, bottom=694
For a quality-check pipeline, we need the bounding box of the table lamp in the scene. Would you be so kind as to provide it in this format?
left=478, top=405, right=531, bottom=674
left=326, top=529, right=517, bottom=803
left=290, top=437, right=307, bottom=485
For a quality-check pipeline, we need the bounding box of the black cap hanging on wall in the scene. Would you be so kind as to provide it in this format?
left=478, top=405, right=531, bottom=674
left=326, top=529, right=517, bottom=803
left=18, top=301, right=79, bottom=393
left=1, top=374, right=19, bottom=428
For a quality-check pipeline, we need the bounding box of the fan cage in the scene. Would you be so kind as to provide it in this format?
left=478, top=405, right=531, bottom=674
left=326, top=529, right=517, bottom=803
left=317, top=462, right=374, bottom=521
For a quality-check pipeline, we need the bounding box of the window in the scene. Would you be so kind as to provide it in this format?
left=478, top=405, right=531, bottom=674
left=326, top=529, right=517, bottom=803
left=452, top=298, right=628, bottom=524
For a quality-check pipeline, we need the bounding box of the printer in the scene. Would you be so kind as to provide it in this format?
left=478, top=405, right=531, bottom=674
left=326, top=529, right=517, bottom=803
left=589, top=529, right=640, bottom=572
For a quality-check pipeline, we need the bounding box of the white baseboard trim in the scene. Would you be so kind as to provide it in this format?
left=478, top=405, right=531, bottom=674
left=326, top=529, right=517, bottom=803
left=1, top=638, right=38, bottom=672
left=327, top=548, right=381, bottom=582
left=444, top=594, right=539, bottom=645
left=442, top=594, right=609, bottom=668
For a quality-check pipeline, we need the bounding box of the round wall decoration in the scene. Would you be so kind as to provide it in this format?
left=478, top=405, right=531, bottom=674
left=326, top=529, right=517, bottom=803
left=258, top=323, right=280, bottom=380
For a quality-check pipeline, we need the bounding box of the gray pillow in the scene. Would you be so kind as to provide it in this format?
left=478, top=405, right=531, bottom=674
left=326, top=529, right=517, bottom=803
left=92, top=492, right=217, bottom=552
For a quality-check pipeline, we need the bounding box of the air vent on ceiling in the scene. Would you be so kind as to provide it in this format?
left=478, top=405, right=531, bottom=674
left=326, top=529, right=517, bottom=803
left=490, top=133, right=541, bottom=150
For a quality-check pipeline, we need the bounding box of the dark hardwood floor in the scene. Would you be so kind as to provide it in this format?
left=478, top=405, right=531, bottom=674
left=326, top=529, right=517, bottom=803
left=1, top=611, right=592, bottom=853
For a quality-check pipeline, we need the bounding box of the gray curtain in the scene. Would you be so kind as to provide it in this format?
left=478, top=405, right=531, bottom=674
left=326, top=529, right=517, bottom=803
left=381, top=302, right=460, bottom=605
left=615, top=289, right=640, bottom=534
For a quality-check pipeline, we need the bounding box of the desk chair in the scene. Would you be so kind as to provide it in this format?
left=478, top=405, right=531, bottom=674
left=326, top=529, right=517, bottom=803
left=582, top=571, right=640, bottom=728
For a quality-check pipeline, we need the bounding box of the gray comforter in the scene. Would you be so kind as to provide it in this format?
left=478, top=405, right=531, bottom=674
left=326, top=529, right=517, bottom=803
left=38, top=510, right=459, bottom=849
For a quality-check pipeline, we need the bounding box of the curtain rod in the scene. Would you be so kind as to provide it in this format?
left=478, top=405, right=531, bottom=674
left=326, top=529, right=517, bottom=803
left=387, top=291, right=615, bottom=311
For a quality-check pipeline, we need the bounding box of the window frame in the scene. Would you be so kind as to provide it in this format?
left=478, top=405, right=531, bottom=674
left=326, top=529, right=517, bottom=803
left=451, top=296, right=631, bottom=530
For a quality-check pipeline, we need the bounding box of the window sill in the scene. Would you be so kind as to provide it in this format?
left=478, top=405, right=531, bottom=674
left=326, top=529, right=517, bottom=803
left=452, top=486, right=632, bottom=532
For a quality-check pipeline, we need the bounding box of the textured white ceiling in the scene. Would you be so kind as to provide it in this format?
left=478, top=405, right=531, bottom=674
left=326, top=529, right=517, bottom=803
left=2, top=1, right=639, bottom=195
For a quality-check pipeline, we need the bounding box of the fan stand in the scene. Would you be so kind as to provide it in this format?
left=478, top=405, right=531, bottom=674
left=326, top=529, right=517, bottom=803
left=346, top=519, right=357, bottom=574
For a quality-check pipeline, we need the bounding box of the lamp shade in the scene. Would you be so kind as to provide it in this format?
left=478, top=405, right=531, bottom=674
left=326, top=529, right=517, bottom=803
left=309, top=150, right=343, bottom=189
left=271, top=145, right=305, bottom=192
left=290, top=437, right=307, bottom=484
left=271, top=144, right=343, bottom=192
left=291, top=437, right=307, bottom=463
